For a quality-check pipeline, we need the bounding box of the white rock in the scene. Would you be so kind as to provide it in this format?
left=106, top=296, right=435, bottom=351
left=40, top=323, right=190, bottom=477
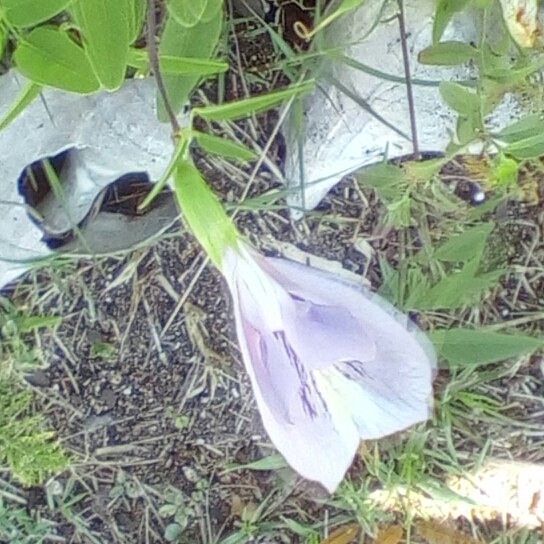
left=0, top=73, right=186, bottom=288
left=282, top=0, right=536, bottom=211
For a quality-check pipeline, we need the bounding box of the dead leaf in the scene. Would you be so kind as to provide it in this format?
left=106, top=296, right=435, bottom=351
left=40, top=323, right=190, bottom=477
left=319, top=523, right=360, bottom=544
left=230, top=494, right=243, bottom=517
left=374, top=525, right=403, bottom=544
left=498, top=0, right=538, bottom=47
left=416, top=520, right=484, bottom=544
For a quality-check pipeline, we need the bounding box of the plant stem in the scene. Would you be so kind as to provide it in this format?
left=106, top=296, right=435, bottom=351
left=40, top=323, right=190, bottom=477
left=397, top=0, right=419, bottom=160
left=147, top=0, right=180, bottom=134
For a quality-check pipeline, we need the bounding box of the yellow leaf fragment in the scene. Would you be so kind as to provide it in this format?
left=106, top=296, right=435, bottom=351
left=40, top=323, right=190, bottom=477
left=416, top=520, right=485, bottom=544
left=319, top=523, right=360, bottom=544
left=374, top=524, right=403, bottom=544
left=498, top=0, right=538, bottom=48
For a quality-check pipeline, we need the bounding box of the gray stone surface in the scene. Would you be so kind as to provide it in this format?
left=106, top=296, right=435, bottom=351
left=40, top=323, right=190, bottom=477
left=282, top=0, right=534, bottom=211
left=0, top=73, right=186, bottom=287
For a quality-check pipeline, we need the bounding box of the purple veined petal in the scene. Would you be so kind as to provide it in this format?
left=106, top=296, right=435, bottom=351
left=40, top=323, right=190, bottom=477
left=236, top=309, right=361, bottom=492
left=258, top=254, right=437, bottom=372
left=223, top=246, right=361, bottom=491
left=220, top=243, right=435, bottom=492
left=246, top=247, right=378, bottom=368
left=314, top=360, right=432, bottom=440
left=288, top=298, right=377, bottom=369
left=260, top=254, right=435, bottom=437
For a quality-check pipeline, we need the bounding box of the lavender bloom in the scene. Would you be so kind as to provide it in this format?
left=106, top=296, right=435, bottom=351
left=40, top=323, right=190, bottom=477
left=222, top=242, right=436, bottom=493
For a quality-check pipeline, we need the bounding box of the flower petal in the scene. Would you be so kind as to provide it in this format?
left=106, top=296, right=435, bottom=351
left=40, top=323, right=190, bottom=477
left=289, top=298, right=377, bottom=368
left=259, top=255, right=435, bottom=438
left=237, top=313, right=360, bottom=492
left=222, top=245, right=435, bottom=491
left=223, top=247, right=360, bottom=491
left=260, top=255, right=436, bottom=370
left=314, top=360, right=431, bottom=439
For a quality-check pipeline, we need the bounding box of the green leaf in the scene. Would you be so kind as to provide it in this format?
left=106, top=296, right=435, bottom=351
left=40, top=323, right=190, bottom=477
left=164, top=523, right=183, bottom=541
left=485, top=55, right=544, bottom=85
left=356, top=162, right=408, bottom=203
left=194, top=132, right=257, bottom=161
left=439, top=81, right=480, bottom=118
left=0, top=80, right=41, bottom=133
left=128, top=0, right=146, bottom=42
left=403, top=267, right=431, bottom=309
left=173, top=159, right=239, bottom=268
left=0, top=22, right=6, bottom=58
left=13, top=26, right=100, bottom=93
left=434, top=222, right=494, bottom=262
left=70, top=0, right=130, bottom=90
left=432, top=0, right=472, bottom=44
left=127, top=48, right=228, bottom=74
left=158, top=8, right=223, bottom=120
left=159, top=504, right=178, bottom=517
left=496, top=114, right=544, bottom=160
left=16, top=315, right=60, bottom=332
left=1, top=0, right=71, bottom=27
left=431, top=328, right=542, bottom=367
left=309, top=0, right=367, bottom=38
left=377, top=256, right=400, bottom=305
left=496, top=114, right=544, bottom=143
left=222, top=453, right=288, bottom=473
left=167, top=0, right=221, bottom=27
left=415, top=259, right=502, bottom=310
left=505, top=133, right=544, bottom=160
left=418, top=41, right=478, bottom=66
left=160, top=55, right=227, bottom=75
left=193, top=80, right=314, bottom=121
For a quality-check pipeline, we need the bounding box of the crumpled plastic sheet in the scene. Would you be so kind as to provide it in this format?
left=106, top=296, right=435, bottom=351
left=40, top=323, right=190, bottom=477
left=282, top=0, right=534, bottom=211
left=0, top=72, right=186, bottom=288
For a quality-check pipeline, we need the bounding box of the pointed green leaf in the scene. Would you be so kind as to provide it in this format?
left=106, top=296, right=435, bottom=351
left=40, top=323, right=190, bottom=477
left=159, top=55, right=227, bottom=75
left=439, top=81, right=480, bottom=118
left=158, top=9, right=223, bottom=120
left=128, top=0, right=146, bottom=42
left=168, top=0, right=208, bottom=27
left=434, top=222, right=494, bottom=262
left=194, top=132, right=257, bottom=161
left=431, top=328, right=542, bottom=367
left=13, top=26, right=100, bottom=93
left=415, top=259, right=502, bottom=310
left=173, top=159, right=238, bottom=268
left=0, top=22, right=6, bottom=58
left=1, top=0, right=71, bottom=27
left=193, top=80, right=314, bottom=121
left=70, top=0, right=130, bottom=90
left=432, top=0, right=472, bottom=44
left=127, top=48, right=227, bottom=74
left=0, top=80, right=41, bottom=133
left=356, top=162, right=408, bottom=203
left=505, top=133, right=544, bottom=160
left=496, top=114, right=544, bottom=143
left=505, top=138, right=544, bottom=160
left=377, top=256, right=400, bottom=305
left=222, top=453, right=288, bottom=473
left=498, top=114, right=544, bottom=159
left=418, top=41, right=478, bottom=66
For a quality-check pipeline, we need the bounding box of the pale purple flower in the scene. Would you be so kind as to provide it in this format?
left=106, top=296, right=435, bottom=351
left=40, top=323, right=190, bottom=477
left=222, top=241, right=436, bottom=493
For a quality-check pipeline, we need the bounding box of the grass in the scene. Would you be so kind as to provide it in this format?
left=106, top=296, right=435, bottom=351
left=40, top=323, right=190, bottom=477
left=0, top=296, right=69, bottom=485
